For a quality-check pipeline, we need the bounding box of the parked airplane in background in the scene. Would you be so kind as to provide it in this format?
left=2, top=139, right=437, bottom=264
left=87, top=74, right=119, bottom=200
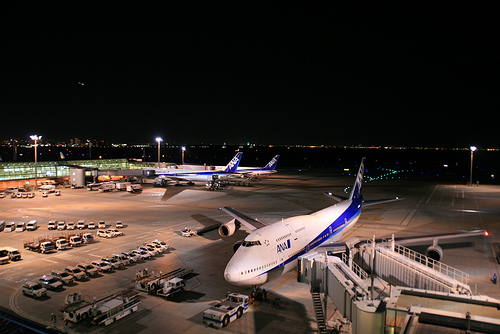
left=155, top=152, right=243, bottom=184
left=235, top=155, right=280, bottom=178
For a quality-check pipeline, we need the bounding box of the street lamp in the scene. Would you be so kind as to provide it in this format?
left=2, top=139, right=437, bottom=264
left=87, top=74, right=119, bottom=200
left=470, top=146, right=477, bottom=186
left=156, top=137, right=162, bottom=164
left=30, top=135, right=42, bottom=190
left=181, top=146, right=186, bottom=165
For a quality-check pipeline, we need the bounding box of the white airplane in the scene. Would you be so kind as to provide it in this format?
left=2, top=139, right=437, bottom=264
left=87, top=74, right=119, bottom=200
left=235, top=155, right=280, bottom=178
left=219, top=158, right=379, bottom=286
left=155, top=152, right=243, bottom=184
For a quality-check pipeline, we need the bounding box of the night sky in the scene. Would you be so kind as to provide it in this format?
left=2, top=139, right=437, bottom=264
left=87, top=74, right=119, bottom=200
left=2, top=4, right=497, bottom=147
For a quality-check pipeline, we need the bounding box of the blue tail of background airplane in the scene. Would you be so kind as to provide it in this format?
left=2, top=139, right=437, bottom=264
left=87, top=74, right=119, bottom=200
left=349, top=158, right=366, bottom=200
left=263, top=155, right=280, bottom=170
left=223, top=152, right=243, bottom=173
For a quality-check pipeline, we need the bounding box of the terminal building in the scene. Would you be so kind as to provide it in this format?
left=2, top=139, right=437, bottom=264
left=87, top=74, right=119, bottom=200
left=0, top=159, right=175, bottom=190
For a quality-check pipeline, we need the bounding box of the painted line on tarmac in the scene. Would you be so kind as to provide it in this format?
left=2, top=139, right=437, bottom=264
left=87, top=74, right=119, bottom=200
left=41, top=258, right=58, bottom=264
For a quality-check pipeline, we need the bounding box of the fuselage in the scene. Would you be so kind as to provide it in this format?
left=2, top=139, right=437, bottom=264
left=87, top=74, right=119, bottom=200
left=156, top=169, right=239, bottom=182
left=224, top=197, right=363, bottom=286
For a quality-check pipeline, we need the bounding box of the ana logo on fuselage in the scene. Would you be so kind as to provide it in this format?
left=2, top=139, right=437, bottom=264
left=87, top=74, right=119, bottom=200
left=277, top=239, right=291, bottom=253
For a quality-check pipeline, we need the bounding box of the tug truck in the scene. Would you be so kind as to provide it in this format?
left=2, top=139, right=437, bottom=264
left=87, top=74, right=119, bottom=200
left=203, top=293, right=249, bottom=328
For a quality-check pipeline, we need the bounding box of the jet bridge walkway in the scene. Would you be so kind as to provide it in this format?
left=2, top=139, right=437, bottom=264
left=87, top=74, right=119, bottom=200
left=357, top=237, right=471, bottom=295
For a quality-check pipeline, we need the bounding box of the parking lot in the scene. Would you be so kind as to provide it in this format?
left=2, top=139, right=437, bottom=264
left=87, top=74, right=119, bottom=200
left=1, top=173, right=500, bottom=333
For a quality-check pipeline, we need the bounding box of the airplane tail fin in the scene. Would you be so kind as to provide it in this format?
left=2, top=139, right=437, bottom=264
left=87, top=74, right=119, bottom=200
left=223, top=152, right=243, bottom=173
left=263, top=155, right=280, bottom=170
left=349, top=158, right=366, bottom=200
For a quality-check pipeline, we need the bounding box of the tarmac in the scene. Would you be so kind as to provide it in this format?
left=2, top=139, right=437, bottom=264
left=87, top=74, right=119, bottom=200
left=1, top=171, right=500, bottom=333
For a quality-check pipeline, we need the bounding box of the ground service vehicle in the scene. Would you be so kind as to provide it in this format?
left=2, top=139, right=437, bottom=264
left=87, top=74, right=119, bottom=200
left=91, top=291, right=140, bottom=326
left=88, top=222, right=96, bottom=229
left=115, top=182, right=131, bottom=191
left=132, top=249, right=151, bottom=260
left=24, top=239, right=54, bottom=253
left=54, top=238, right=70, bottom=250
left=77, top=220, right=86, bottom=229
left=203, top=293, right=249, bottom=328
left=3, top=247, right=21, bottom=261
left=134, top=268, right=191, bottom=293
left=68, top=235, right=82, bottom=247
left=107, top=229, right=123, bottom=237
left=4, top=222, right=15, bottom=232
left=157, top=278, right=186, bottom=298
left=0, top=221, right=5, bottom=231
left=97, top=230, right=112, bottom=238
left=99, top=183, right=115, bottom=192
left=127, top=184, right=143, bottom=193
left=116, top=221, right=124, bottom=228
left=101, top=257, right=124, bottom=269
left=121, top=251, right=141, bottom=263
left=57, top=221, right=66, bottom=230
left=98, top=221, right=106, bottom=229
left=26, top=220, right=37, bottom=231
left=15, top=222, right=26, bottom=232
left=47, top=220, right=57, bottom=230
left=50, top=269, right=75, bottom=285
left=76, top=263, right=99, bottom=276
left=22, top=281, right=47, bottom=299
left=151, top=239, right=170, bottom=251
left=112, top=253, right=130, bottom=266
left=82, top=233, right=94, bottom=243
left=90, top=260, right=113, bottom=272
left=139, top=245, right=159, bottom=257
left=38, top=275, right=63, bottom=290
left=181, top=228, right=197, bottom=237
left=64, top=266, right=88, bottom=280
left=0, top=248, right=10, bottom=264
left=67, top=222, right=76, bottom=230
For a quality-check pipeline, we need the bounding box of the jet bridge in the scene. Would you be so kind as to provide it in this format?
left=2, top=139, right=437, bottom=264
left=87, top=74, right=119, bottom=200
left=297, top=235, right=485, bottom=333
left=357, top=236, right=471, bottom=295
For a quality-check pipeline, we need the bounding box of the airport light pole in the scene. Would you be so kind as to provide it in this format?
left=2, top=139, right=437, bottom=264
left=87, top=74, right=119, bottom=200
left=470, top=146, right=477, bottom=186
left=156, top=137, right=162, bottom=165
left=30, top=135, right=42, bottom=190
left=181, top=146, right=186, bottom=165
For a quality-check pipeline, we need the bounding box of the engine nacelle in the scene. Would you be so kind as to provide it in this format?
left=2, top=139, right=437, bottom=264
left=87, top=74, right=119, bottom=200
left=233, top=240, right=243, bottom=253
left=426, top=244, right=443, bottom=261
left=218, top=218, right=240, bottom=237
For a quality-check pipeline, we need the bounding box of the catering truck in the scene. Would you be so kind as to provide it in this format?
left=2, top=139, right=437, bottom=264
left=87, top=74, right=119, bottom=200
left=23, top=238, right=55, bottom=253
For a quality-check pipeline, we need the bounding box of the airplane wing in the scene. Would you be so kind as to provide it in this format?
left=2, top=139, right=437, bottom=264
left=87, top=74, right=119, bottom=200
left=220, top=206, right=269, bottom=231
left=363, top=197, right=403, bottom=206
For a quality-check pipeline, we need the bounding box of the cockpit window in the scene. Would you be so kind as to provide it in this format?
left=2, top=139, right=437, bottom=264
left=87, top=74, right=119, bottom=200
left=241, top=240, right=261, bottom=247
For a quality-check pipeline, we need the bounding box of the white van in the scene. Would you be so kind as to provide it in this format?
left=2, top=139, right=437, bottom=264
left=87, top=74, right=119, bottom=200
left=26, top=220, right=37, bottom=231
left=39, top=184, right=56, bottom=193
left=15, top=222, right=26, bottom=232
left=4, top=222, right=15, bottom=232
left=4, top=247, right=21, bottom=261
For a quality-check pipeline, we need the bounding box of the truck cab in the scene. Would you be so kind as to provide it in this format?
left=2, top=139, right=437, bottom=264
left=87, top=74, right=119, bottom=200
left=55, top=238, right=70, bottom=250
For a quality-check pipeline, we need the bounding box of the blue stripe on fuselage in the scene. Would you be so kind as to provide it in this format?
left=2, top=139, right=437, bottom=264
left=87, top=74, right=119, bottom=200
left=257, top=198, right=362, bottom=277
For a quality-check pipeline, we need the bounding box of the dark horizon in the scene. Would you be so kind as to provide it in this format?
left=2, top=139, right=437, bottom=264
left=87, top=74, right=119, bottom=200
left=2, top=4, right=497, bottom=148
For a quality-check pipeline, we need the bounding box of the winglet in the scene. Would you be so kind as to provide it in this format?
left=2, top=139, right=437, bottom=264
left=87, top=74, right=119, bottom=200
left=223, top=152, right=243, bottom=173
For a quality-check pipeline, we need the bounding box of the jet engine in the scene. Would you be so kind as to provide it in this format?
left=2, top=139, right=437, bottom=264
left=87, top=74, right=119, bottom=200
left=426, top=239, right=443, bottom=261
left=218, top=218, right=240, bottom=237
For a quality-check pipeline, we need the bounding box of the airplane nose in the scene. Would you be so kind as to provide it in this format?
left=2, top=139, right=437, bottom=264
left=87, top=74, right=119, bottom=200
left=224, top=265, right=240, bottom=283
